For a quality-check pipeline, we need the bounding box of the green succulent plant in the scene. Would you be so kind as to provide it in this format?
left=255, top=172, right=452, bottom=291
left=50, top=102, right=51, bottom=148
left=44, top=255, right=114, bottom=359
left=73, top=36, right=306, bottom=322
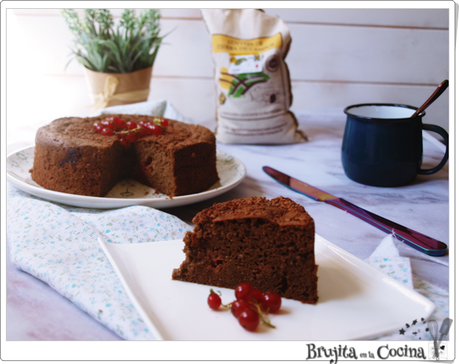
left=62, top=8, right=165, bottom=73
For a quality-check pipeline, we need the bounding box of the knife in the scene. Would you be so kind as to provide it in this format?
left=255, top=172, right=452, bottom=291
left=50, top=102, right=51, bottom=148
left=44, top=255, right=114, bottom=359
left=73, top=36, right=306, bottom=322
left=263, top=166, right=447, bottom=256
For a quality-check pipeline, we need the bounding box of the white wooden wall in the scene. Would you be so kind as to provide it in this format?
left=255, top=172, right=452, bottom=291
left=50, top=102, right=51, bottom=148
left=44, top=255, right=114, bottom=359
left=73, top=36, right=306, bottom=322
left=6, top=7, right=451, bottom=145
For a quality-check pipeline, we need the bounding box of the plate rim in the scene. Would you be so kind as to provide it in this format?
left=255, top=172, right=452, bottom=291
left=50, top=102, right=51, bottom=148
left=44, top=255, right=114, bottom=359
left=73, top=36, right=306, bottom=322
left=7, top=145, right=246, bottom=209
left=98, top=234, right=435, bottom=341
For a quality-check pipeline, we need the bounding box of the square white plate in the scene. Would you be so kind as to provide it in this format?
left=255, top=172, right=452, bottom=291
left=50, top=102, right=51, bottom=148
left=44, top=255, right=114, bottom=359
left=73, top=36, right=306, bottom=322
left=98, top=234, right=434, bottom=340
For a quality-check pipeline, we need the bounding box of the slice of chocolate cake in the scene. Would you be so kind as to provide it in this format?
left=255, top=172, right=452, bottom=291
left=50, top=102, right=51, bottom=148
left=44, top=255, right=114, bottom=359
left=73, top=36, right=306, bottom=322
left=172, top=196, right=318, bottom=303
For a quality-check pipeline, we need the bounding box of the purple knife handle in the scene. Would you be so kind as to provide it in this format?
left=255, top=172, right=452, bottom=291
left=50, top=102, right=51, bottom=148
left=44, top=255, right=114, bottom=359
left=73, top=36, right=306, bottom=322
left=326, top=198, right=447, bottom=256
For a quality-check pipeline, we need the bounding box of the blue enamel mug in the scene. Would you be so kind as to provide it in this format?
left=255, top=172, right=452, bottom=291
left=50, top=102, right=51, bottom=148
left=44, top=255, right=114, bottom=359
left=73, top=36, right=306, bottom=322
left=341, top=103, right=448, bottom=187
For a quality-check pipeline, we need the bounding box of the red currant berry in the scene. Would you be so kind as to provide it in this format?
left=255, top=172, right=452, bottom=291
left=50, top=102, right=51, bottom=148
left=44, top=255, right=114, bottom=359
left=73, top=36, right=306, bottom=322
left=110, top=116, right=121, bottom=129
left=102, top=127, right=114, bottom=136
left=160, top=118, right=169, bottom=127
left=137, top=126, right=149, bottom=137
left=238, top=307, right=259, bottom=331
left=147, top=124, right=163, bottom=136
left=262, top=292, right=282, bottom=313
left=126, top=132, right=137, bottom=143
left=207, top=292, right=222, bottom=310
left=235, top=283, right=253, bottom=300
left=94, top=122, right=103, bottom=133
left=231, top=299, right=252, bottom=318
left=116, top=118, right=126, bottom=130
left=118, top=136, right=128, bottom=146
left=247, top=289, right=263, bottom=305
left=126, top=121, right=138, bottom=130
left=101, top=118, right=115, bottom=129
left=138, top=120, right=147, bottom=127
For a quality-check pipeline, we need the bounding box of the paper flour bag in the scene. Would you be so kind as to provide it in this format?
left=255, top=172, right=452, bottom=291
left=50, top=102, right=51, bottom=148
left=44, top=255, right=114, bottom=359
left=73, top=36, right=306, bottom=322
left=202, top=9, right=306, bottom=144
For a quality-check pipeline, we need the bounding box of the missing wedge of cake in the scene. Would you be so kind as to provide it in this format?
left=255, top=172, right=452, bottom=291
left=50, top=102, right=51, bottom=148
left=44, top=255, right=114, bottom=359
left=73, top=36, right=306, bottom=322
left=172, top=196, right=318, bottom=304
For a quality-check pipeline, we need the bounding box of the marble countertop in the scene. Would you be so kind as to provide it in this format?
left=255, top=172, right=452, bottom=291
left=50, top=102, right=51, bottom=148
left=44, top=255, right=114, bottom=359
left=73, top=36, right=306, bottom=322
left=5, top=107, right=449, bottom=341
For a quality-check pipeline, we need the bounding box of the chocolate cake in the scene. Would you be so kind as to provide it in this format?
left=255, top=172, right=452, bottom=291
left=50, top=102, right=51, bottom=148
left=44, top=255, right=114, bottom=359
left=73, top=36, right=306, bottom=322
left=172, top=196, right=318, bottom=303
left=30, top=114, right=219, bottom=197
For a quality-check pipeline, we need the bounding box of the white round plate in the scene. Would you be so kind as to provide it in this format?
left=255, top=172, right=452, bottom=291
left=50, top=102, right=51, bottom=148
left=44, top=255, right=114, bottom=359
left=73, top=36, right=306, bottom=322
left=7, top=146, right=246, bottom=209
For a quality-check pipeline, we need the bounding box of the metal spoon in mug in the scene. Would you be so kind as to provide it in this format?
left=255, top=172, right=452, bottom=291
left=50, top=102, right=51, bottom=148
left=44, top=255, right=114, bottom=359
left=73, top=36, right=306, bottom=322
left=411, top=79, right=449, bottom=117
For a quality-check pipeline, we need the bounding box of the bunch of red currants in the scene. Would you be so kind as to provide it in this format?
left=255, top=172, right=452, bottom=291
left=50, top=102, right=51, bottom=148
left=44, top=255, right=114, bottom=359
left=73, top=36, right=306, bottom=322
left=93, top=116, right=169, bottom=146
left=207, top=282, right=282, bottom=332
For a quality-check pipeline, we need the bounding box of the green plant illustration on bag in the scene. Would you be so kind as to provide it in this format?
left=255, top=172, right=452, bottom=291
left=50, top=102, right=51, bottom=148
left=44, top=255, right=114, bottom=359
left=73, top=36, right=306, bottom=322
left=219, top=68, right=270, bottom=98
left=234, top=58, right=247, bottom=65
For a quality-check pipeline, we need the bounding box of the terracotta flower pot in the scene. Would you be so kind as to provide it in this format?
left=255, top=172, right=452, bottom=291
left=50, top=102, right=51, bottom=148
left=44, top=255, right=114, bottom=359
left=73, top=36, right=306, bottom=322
left=84, top=66, right=153, bottom=110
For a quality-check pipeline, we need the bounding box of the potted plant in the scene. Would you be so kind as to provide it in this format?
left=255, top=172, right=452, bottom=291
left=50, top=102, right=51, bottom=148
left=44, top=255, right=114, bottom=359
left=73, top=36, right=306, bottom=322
left=62, top=8, right=165, bottom=109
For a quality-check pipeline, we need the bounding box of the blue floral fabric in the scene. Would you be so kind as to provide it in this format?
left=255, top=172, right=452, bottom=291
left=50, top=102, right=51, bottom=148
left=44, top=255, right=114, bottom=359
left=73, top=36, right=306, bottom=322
left=366, top=235, right=449, bottom=341
left=6, top=185, right=190, bottom=340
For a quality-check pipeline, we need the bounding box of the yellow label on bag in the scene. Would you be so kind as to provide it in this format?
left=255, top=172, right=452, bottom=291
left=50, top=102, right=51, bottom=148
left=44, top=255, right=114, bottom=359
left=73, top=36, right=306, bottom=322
left=211, top=33, right=282, bottom=55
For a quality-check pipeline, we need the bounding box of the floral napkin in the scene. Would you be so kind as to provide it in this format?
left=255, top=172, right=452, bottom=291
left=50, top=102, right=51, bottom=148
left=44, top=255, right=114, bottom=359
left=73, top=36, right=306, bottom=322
left=366, top=235, right=449, bottom=341
left=6, top=184, right=189, bottom=340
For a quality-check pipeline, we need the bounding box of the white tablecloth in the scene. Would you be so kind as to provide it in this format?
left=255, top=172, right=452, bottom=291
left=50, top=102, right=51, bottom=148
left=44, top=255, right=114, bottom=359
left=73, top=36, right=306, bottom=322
left=6, top=104, right=450, bottom=343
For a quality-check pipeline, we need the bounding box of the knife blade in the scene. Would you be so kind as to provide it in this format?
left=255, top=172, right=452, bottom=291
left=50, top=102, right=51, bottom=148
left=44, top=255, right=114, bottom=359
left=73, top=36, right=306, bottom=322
left=263, top=166, right=447, bottom=256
